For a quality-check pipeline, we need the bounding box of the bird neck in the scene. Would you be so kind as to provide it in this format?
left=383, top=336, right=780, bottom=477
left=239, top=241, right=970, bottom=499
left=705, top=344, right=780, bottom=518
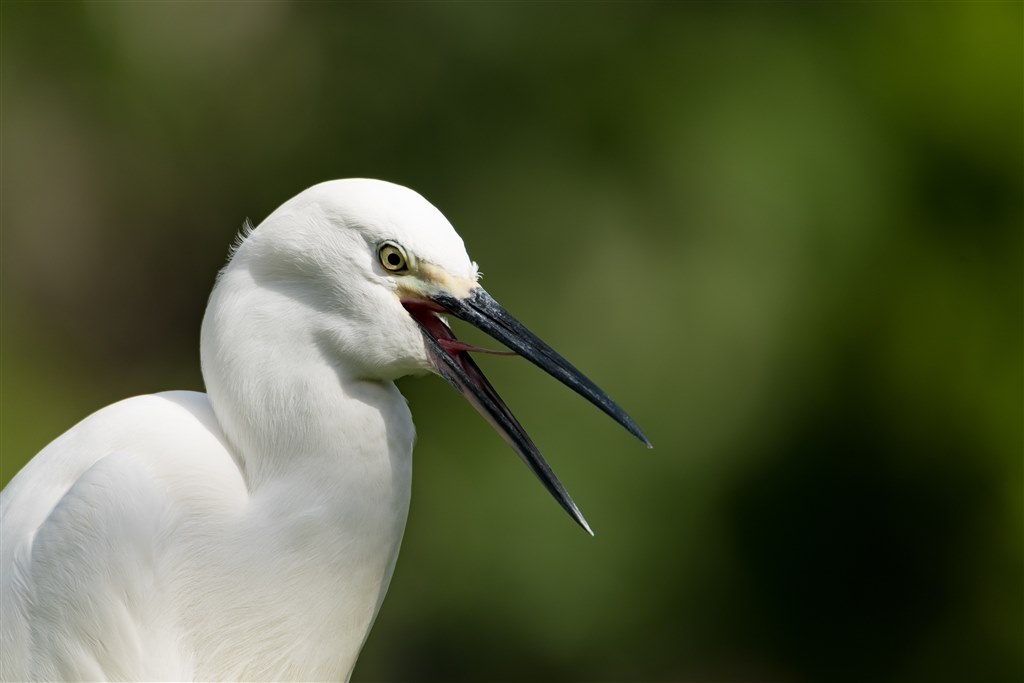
left=199, top=265, right=416, bottom=493
left=196, top=265, right=415, bottom=680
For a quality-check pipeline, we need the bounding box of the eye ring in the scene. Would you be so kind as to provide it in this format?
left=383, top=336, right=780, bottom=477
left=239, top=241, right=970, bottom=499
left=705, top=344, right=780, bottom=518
left=377, top=241, right=410, bottom=273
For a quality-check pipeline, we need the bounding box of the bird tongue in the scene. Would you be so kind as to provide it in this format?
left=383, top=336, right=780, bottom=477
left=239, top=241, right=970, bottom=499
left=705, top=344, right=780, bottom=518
left=402, top=301, right=513, bottom=359
left=437, top=338, right=516, bottom=356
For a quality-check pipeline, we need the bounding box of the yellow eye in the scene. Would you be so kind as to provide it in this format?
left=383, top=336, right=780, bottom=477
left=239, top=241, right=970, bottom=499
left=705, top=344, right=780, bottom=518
left=378, top=241, right=410, bottom=273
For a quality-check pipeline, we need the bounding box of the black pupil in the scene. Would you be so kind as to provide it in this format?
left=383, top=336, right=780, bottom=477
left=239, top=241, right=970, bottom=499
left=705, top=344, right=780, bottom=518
left=387, top=252, right=402, bottom=267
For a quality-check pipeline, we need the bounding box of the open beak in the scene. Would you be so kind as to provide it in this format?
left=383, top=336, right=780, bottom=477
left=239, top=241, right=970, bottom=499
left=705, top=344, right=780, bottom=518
left=403, top=287, right=651, bottom=535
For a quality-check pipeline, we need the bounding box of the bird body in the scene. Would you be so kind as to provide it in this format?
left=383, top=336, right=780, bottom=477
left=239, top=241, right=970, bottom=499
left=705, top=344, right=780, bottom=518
left=1, top=179, right=647, bottom=681
left=2, top=388, right=410, bottom=681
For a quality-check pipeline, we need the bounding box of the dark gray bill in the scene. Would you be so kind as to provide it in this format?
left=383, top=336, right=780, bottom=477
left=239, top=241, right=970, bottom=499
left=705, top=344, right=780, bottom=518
left=403, top=288, right=649, bottom=534
left=435, top=288, right=651, bottom=448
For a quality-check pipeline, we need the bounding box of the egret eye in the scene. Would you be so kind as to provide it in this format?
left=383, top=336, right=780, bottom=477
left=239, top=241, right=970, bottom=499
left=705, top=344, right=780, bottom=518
left=378, top=242, right=409, bottom=273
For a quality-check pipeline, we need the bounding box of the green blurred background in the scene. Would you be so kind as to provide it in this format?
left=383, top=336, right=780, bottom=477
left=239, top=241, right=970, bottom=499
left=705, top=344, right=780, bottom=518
left=2, top=3, right=1021, bottom=681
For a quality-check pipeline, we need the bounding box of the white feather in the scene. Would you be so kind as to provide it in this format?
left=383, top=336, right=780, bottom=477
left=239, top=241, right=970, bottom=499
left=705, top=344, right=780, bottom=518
left=2, top=179, right=478, bottom=681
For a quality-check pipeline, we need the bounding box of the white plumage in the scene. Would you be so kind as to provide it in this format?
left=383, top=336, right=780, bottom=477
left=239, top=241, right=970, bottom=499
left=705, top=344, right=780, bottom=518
left=1, top=179, right=647, bottom=682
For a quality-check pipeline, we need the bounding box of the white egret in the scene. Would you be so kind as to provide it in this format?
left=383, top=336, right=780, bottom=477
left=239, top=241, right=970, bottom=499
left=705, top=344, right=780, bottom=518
left=1, top=179, right=648, bottom=682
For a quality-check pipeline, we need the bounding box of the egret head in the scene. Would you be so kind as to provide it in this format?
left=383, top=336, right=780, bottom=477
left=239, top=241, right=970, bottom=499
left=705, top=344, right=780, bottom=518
left=225, top=179, right=649, bottom=532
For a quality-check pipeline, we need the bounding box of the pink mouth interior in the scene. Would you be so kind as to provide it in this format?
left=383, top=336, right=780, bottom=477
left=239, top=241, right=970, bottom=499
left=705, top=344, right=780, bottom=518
left=402, top=300, right=516, bottom=359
